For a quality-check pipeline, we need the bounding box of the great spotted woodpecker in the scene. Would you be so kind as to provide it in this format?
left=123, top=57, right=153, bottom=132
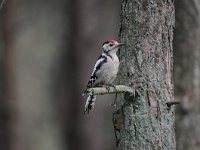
left=84, top=40, right=125, bottom=114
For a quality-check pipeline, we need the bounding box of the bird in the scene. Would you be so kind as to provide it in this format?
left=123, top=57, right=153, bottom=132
left=83, top=39, right=125, bottom=114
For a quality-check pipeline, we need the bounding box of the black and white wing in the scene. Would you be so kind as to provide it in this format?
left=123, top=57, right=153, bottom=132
left=87, top=54, right=107, bottom=88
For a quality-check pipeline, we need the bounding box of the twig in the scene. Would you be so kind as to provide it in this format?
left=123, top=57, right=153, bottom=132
left=0, top=0, right=5, bottom=10
left=166, top=101, right=180, bottom=107
left=84, top=85, right=135, bottom=96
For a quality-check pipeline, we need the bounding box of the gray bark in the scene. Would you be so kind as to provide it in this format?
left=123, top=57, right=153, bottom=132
left=113, top=0, right=176, bottom=149
left=174, top=1, right=200, bottom=150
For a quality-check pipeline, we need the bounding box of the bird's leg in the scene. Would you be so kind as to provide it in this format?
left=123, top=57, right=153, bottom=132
left=105, top=85, right=111, bottom=92
left=106, top=84, right=118, bottom=106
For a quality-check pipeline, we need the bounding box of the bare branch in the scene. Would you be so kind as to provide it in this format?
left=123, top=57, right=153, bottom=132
left=166, top=101, right=180, bottom=107
left=84, top=85, right=135, bottom=96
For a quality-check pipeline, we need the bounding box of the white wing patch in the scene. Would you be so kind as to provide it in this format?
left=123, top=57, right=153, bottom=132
left=92, top=57, right=105, bottom=76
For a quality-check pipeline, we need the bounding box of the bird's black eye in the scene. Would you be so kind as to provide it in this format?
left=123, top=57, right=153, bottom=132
left=109, top=43, right=113, bottom=46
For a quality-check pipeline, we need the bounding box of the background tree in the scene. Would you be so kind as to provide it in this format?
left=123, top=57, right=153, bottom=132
left=0, top=0, right=120, bottom=150
left=174, top=1, right=200, bottom=150
left=113, top=0, right=176, bottom=149
left=0, top=0, right=16, bottom=149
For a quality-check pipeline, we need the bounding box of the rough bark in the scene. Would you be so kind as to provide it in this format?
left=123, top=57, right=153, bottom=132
left=174, top=1, right=200, bottom=150
left=113, top=0, right=176, bottom=149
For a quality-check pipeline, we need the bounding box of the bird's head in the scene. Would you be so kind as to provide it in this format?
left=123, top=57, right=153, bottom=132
left=102, top=40, right=125, bottom=54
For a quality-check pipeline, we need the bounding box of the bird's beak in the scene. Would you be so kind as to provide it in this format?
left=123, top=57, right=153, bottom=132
left=116, top=43, right=126, bottom=48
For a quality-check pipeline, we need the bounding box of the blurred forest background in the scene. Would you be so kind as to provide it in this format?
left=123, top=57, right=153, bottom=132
left=0, top=0, right=200, bottom=150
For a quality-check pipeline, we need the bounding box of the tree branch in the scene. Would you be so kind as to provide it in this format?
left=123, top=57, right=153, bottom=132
left=84, top=85, right=135, bottom=96
left=166, top=101, right=180, bottom=107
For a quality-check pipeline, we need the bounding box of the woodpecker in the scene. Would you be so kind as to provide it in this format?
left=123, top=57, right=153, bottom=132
left=84, top=40, right=125, bottom=114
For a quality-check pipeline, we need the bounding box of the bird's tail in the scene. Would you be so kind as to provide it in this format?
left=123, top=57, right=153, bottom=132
left=84, top=95, right=96, bottom=114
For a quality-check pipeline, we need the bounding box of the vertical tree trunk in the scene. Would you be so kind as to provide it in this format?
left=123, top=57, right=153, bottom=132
left=113, top=0, right=176, bottom=149
left=63, top=0, right=84, bottom=149
left=1, top=0, right=16, bottom=150
left=174, top=1, right=200, bottom=150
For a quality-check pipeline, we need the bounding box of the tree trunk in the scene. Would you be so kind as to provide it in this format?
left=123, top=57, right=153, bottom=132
left=174, top=1, right=200, bottom=150
left=1, top=0, right=16, bottom=150
left=113, top=0, right=176, bottom=149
